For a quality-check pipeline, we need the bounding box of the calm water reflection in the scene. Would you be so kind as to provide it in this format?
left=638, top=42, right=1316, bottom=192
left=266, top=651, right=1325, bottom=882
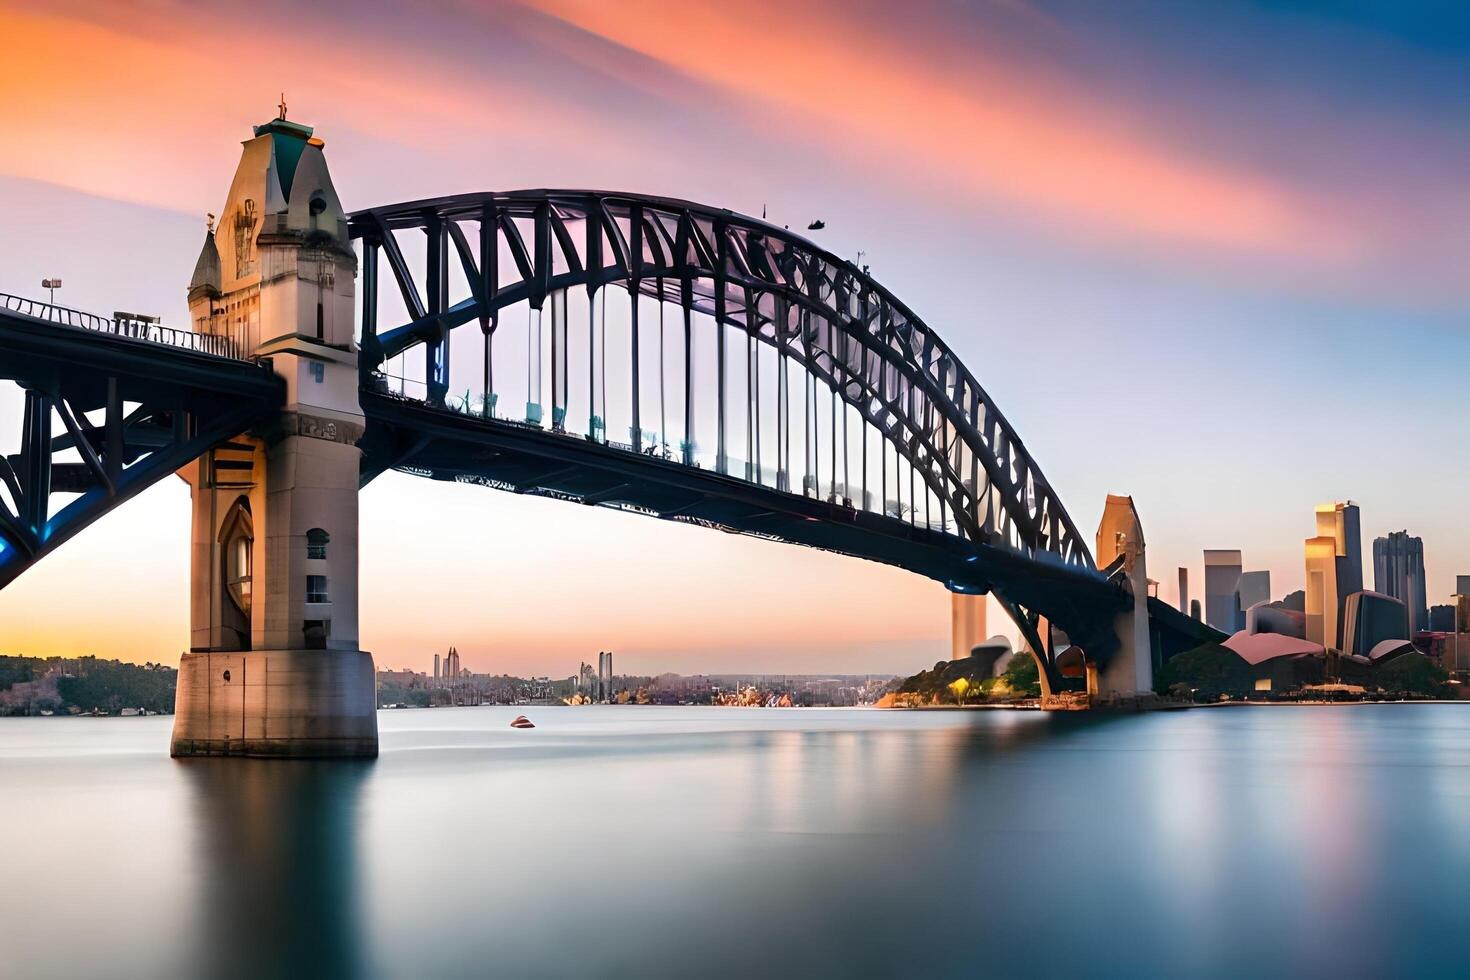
left=182, top=760, right=370, bottom=980
left=1, top=705, right=1468, bottom=978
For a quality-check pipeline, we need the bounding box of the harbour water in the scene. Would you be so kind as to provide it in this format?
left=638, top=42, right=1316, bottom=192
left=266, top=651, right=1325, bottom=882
left=2, top=704, right=1468, bottom=978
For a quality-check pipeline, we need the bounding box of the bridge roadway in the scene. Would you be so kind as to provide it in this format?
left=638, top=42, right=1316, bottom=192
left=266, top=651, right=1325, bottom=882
left=358, top=387, right=1131, bottom=658
left=0, top=295, right=281, bottom=588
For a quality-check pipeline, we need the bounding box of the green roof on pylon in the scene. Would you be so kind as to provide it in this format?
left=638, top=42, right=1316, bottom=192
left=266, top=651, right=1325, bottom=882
left=252, top=118, right=315, bottom=200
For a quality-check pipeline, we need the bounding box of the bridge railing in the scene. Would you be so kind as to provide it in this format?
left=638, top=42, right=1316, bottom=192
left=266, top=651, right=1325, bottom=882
left=372, top=374, right=960, bottom=535
left=0, top=292, right=244, bottom=360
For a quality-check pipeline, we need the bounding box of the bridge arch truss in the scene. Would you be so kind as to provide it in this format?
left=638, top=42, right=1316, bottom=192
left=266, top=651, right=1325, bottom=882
left=351, top=191, right=1092, bottom=572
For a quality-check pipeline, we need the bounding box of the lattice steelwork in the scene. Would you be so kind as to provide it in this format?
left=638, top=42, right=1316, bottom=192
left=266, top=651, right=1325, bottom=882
left=0, top=301, right=280, bottom=589
left=350, top=191, right=1094, bottom=573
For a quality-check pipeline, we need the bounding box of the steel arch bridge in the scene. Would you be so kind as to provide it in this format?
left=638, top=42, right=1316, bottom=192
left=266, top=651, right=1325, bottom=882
left=348, top=191, right=1129, bottom=682
left=0, top=190, right=1221, bottom=693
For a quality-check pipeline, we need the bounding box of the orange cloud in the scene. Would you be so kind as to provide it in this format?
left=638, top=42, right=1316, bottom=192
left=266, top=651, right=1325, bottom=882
left=0, top=4, right=623, bottom=214
left=1, top=0, right=1363, bottom=264
left=523, top=0, right=1359, bottom=260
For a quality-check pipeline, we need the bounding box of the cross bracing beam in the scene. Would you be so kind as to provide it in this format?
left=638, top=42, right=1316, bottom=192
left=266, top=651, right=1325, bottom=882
left=0, top=306, right=281, bottom=589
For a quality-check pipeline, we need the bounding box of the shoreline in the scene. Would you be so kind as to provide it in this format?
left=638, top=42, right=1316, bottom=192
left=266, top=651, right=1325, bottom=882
left=890, top=697, right=1470, bottom=711
left=5, top=698, right=1468, bottom=721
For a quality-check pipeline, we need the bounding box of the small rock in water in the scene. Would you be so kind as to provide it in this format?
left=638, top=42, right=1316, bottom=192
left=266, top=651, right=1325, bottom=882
left=510, top=715, right=535, bottom=729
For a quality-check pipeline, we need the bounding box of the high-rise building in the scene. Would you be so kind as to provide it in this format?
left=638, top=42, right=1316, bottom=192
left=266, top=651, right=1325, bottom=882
left=598, top=651, right=613, bottom=702
left=1452, top=600, right=1470, bottom=674
left=1178, top=567, right=1189, bottom=616
left=1315, top=502, right=1362, bottom=647
left=1317, top=501, right=1363, bottom=593
left=434, top=653, right=441, bottom=681
left=1374, top=531, right=1428, bottom=634
left=951, top=594, right=986, bottom=660
left=1203, top=550, right=1243, bottom=633
left=1235, top=571, right=1271, bottom=624
left=1304, top=535, right=1340, bottom=649
left=444, top=646, right=461, bottom=680
left=1429, top=605, right=1456, bottom=632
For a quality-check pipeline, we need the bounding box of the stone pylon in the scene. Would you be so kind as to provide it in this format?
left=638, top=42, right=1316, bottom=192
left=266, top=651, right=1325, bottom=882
left=171, top=113, right=376, bottom=757
left=1092, top=494, right=1154, bottom=699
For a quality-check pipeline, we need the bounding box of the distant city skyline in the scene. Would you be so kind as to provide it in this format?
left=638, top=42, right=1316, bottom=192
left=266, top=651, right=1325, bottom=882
left=2, top=0, right=1467, bottom=675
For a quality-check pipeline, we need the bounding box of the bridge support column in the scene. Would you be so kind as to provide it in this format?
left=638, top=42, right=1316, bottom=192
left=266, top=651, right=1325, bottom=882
left=171, top=112, right=376, bottom=758
left=1093, top=494, right=1154, bottom=700
left=950, top=592, right=987, bottom=660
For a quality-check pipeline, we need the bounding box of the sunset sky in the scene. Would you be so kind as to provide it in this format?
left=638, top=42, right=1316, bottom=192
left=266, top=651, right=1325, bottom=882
left=1, top=0, right=1467, bottom=676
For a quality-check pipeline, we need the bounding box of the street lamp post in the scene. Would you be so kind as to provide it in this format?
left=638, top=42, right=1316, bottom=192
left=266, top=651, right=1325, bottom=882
left=41, top=277, right=62, bottom=305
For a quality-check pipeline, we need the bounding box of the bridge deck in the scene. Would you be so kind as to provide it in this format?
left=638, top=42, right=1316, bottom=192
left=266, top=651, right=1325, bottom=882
left=0, top=304, right=280, bottom=589
left=358, top=391, right=1131, bottom=664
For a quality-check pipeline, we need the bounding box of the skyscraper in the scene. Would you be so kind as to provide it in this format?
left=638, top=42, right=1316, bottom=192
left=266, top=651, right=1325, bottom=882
left=598, top=650, right=614, bottom=702
left=445, top=646, right=461, bottom=679
left=1235, top=571, right=1271, bottom=627
left=434, top=653, right=441, bottom=682
left=1315, top=502, right=1362, bottom=647
left=1317, top=502, right=1363, bottom=595
left=1374, top=531, right=1428, bottom=633
left=1304, top=535, right=1340, bottom=649
left=1178, top=567, right=1189, bottom=616
left=1203, top=550, right=1242, bottom=633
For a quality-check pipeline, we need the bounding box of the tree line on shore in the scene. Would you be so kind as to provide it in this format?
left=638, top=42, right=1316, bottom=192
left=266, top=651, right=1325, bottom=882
left=0, top=656, right=176, bottom=715
left=882, top=640, right=1452, bottom=707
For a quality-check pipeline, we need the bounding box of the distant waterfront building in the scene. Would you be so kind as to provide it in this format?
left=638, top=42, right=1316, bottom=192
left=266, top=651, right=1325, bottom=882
left=1237, top=571, right=1270, bottom=609
left=1374, top=531, right=1428, bottom=633
left=1304, top=535, right=1340, bottom=649
left=950, top=593, right=987, bottom=661
left=434, top=653, right=441, bottom=682
left=577, top=661, right=597, bottom=696
left=1342, top=591, right=1410, bottom=657
left=1446, top=581, right=1470, bottom=675
left=1178, top=567, right=1189, bottom=616
left=1221, top=632, right=1325, bottom=693
left=1245, top=601, right=1307, bottom=640
left=598, top=651, right=614, bottom=701
left=1317, top=502, right=1363, bottom=593
left=1429, top=605, right=1456, bottom=632
left=444, top=646, right=461, bottom=680
left=1235, top=571, right=1271, bottom=626
left=375, top=668, right=425, bottom=690
left=1203, top=550, right=1243, bottom=633
left=1313, top=502, right=1362, bottom=647
left=965, top=635, right=1015, bottom=678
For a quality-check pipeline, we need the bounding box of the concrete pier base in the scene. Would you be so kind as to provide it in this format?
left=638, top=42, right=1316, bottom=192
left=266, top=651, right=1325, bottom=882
left=171, top=649, right=378, bottom=758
